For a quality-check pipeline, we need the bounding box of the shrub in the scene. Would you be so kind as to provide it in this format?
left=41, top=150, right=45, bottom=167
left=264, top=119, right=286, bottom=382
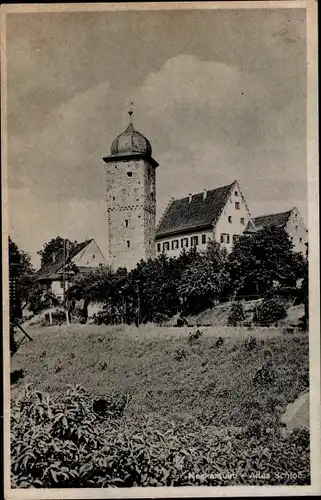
left=253, top=297, right=287, bottom=326
left=228, top=302, right=245, bottom=326
left=11, top=385, right=310, bottom=487
left=244, top=336, right=257, bottom=351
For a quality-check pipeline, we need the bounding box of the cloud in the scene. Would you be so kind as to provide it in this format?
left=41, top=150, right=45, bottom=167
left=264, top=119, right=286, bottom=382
left=132, top=55, right=306, bottom=222
left=8, top=81, right=112, bottom=200
left=9, top=189, right=109, bottom=267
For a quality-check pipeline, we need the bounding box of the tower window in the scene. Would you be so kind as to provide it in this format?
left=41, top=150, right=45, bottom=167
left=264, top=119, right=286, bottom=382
left=127, top=240, right=130, bottom=248
left=125, top=219, right=128, bottom=227
left=228, top=216, right=232, bottom=223
left=191, top=236, right=199, bottom=247
left=240, top=217, right=245, bottom=225
left=127, top=172, right=132, bottom=177
left=202, top=234, right=206, bottom=244
left=235, top=202, right=240, bottom=210
left=157, top=243, right=161, bottom=252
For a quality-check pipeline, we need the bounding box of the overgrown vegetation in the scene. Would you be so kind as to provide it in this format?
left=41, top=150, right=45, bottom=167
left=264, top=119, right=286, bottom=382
left=253, top=297, right=287, bottom=326
left=10, top=226, right=308, bottom=329
left=11, top=384, right=310, bottom=488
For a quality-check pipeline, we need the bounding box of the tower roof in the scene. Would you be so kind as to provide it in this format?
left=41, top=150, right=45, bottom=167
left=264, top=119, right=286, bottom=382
left=110, top=122, right=152, bottom=156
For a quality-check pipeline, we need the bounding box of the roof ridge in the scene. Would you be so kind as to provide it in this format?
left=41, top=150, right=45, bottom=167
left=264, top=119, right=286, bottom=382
left=174, top=182, right=234, bottom=203
left=254, top=209, right=292, bottom=220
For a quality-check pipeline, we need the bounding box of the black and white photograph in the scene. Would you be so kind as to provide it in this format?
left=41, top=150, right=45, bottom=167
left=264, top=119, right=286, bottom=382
left=1, top=1, right=319, bottom=498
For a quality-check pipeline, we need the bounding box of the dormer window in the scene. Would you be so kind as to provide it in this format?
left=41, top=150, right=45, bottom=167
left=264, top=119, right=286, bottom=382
left=235, top=202, right=240, bottom=210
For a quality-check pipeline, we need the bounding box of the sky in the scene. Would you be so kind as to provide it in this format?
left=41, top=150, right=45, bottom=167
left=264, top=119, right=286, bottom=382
left=5, top=6, right=307, bottom=268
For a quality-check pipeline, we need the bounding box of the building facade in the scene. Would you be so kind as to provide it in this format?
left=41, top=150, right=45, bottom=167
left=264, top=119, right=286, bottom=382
left=245, top=207, right=308, bottom=256
left=37, top=239, right=107, bottom=300
left=103, top=114, right=159, bottom=270
left=155, top=180, right=252, bottom=257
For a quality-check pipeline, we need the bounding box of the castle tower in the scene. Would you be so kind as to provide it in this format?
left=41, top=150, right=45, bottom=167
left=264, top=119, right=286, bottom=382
left=103, top=107, right=159, bottom=270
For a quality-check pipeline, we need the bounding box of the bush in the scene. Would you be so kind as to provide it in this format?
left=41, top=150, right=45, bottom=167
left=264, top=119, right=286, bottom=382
left=11, top=385, right=310, bottom=487
left=253, top=298, right=287, bottom=326
left=228, top=302, right=245, bottom=326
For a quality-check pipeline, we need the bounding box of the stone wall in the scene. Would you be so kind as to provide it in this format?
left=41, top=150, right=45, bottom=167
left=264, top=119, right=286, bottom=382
left=105, top=158, right=156, bottom=270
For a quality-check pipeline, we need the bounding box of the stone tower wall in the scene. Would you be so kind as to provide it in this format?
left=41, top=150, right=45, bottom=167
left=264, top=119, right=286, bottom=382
left=105, top=158, right=156, bottom=270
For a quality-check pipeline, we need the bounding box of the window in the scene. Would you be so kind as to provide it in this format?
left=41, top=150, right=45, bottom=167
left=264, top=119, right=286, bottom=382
left=157, top=243, right=161, bottom=252
left=127, top=240, right=130, bottom=248
left=181, top=238, right=188, bottom=248
left=172, top=240, right=179, bottom=250
left=240, top=217, right=245, bottom=225
left=235, top=202, right=240, bottom=210
left=127, top=172, right=132, bottom=177
left=235, top=191, right=238, bottom=196
left=191, top=236, right=199, bottom=247
left=202, top=234, right=206, bottom=244
left=226, top=234, right=230, bottom=244
left=299, top=237, right=303, bottom=243
left=228, top=216, right=232, bottom=223
left=220, top=234, right=225, bottom=243
left=92, top=254, right=96, bottom=259
left=295, top=225, right=298, bottom=230
left=125, top=219, right=128, bottom=227
left=233, top=234, right=239, bottom=244
left=113, top=196, right=115, bottom=201
left=163, top=242, right=170, bottom=251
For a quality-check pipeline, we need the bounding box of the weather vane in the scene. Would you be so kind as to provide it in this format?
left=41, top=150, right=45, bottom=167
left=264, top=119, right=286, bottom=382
left=128, top=100, right=134, bottom=123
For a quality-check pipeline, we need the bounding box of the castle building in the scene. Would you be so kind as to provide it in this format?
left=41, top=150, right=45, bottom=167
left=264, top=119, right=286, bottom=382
left=37, top=239, right=107, bottom=300
left=103, top=110, right=159, bottom=270
left=244, top=207, right=308, bottom=256
left=155, top=180, right=252, bottom=256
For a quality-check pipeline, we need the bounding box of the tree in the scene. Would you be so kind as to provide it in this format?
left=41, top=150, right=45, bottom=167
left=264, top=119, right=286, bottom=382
left=37, top=237, right=78, bottom=268
left=130, top=253, right=182, bottom=323
left=9, top=237, right=35, bottom=353
left=178, top=242, right=230, bottom=315
left=228, top=226, right=305, bottom=299
left=9, top=237, right=33, bottom=280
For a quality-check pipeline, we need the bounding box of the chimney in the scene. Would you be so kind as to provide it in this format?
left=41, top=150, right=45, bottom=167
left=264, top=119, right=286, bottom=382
left=189, top=193, right=193, bottom=203
left=203, top=189, right=207, bottom=201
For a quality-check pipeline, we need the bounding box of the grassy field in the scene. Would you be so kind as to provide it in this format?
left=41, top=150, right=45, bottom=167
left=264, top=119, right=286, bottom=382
left=11, top=323, right=309, bottom=427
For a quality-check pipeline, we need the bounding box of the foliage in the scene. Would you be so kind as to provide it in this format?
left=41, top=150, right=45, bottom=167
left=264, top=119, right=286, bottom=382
left=253, top=298, right=287, bottom=326
left=37, top=237, right=79, bottom=268
left=11, top=385, right=310, bottom=487
left=228, top=302, right=245, bottom=326
left=228, top=226, right=305, bottom=299
left=9, top=237, right=34, bottom=280
left=178, top=242, right=230, bottom=315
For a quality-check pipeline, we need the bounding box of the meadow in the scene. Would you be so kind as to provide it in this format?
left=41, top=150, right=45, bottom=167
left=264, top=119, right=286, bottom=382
left=10, top=323, right=310, bottom=487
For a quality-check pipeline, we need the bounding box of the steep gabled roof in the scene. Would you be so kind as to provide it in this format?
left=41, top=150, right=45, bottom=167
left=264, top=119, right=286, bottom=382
left=156, top=183, right=234, bottom=239
left=36, top=239, right=93, bottom=280
left=245, top=210, right=292, bottom=233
